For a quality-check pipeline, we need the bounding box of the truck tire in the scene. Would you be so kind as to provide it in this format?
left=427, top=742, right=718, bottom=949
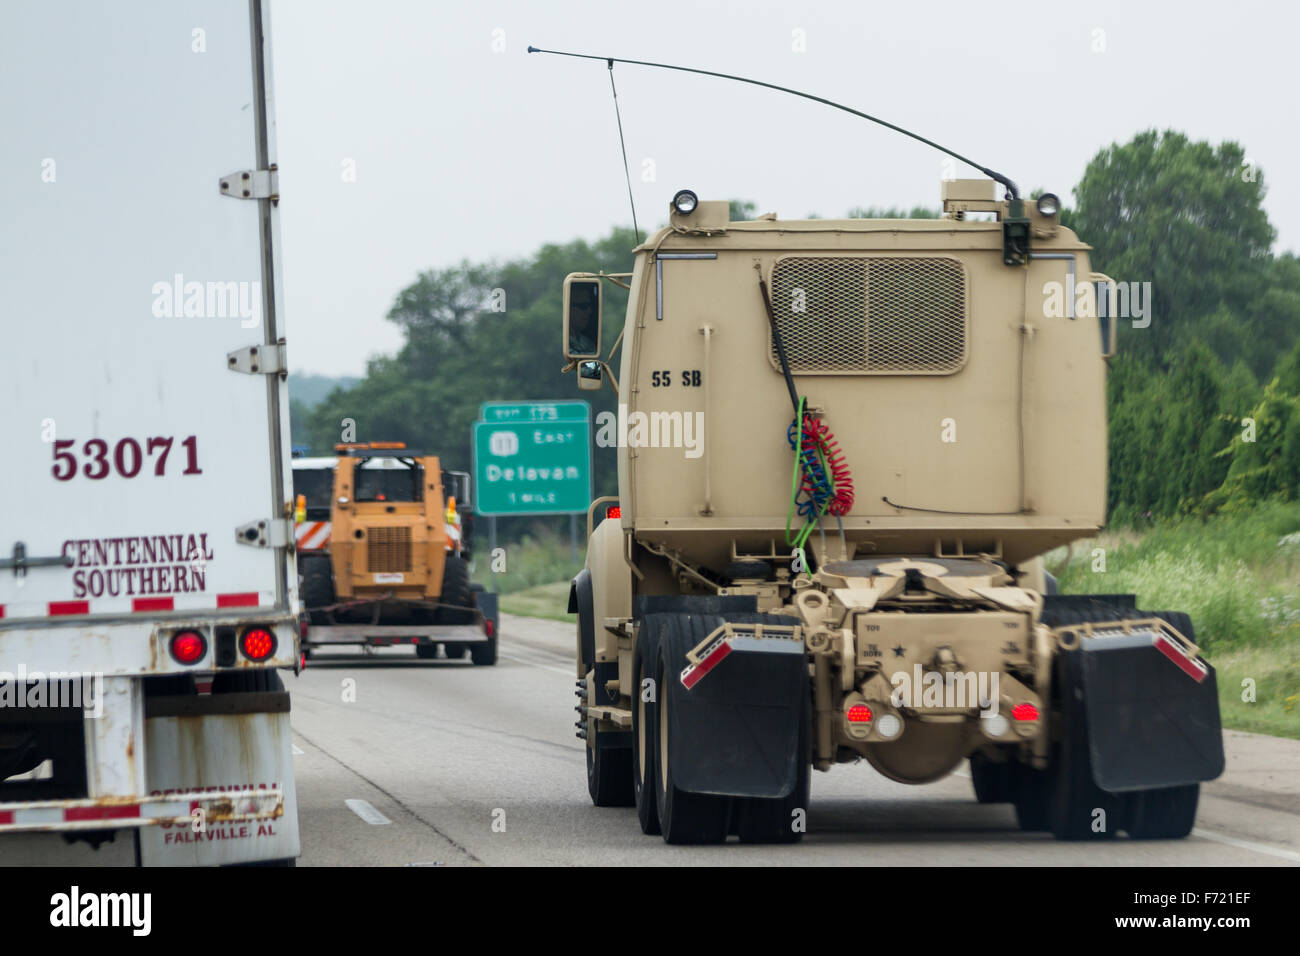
left=654, top=616, right=730, bottom=844
left=437, top=554, right=474, bottom=625
left=470, top=635, right=497, bottom=666
left=1122, top=610, right=1200, bottom=839
left=586, top=726, right=634, bottom=807
left=1125, top=783, right=1200, bottom=839
left=416, top=643, right=439, bottom=660
left=631, top=621, right=662, bottom=835
left=1047, top=652, right=1122, bottom=840
left=441, top=643, right=465, bottom=660
left=299, top=553, right=335, bottom=624
left=1013, top=767, right=1053, bottom=832
left=969, top=752, right=1016, bottom=803
left=734, top=693, right=809, bottom=844
left=586, top=747, right=633, bottom=806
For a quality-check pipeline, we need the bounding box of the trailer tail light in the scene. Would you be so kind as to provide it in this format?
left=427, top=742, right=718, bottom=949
left=170, top=630, right=207, bottom=665
left=241, top=627, right=277, bottom=662
left=484, top=618, right=495, bottom=638
left=1012, top=702, right=1039, bottom=722
left=606, top=505, right=621, bottom=519
left=846, top=704, right=873, bottom=723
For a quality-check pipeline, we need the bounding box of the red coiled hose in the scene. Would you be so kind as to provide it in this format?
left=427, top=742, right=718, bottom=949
left=799, top=414, right=855, bottom=516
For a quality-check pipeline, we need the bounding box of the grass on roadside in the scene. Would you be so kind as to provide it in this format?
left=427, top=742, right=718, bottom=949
left=496, top=581, right=573, bottom=623
left=471, top=525, right=583, bottom=595
left=1045, top=499, right=1300, bottom=739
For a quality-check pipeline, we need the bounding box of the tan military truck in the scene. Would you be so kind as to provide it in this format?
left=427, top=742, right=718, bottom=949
left=563, top=183, right=1223, bottom=844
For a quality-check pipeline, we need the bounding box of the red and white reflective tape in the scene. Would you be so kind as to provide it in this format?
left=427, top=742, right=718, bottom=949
left=0, top=787, right=282, bottom=833
left=294, top=521, right=331, bottom=551
left=1153, top=633, right=1210, bottom=683
left=0, top=592, right=268, bottom=622
left=680, top=635, right=733, bottom=690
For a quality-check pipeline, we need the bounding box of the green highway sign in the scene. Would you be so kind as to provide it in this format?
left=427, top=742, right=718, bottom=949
left=472, top=409, right=592, bottom=516
left=481, top=400, right=590, bottom=424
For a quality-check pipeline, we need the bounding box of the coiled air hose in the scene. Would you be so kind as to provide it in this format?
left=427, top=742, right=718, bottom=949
left=759, top=275, right=855, bottom=568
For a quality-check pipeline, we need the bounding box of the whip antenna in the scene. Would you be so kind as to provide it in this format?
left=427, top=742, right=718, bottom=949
left=606, top=60, right=641, bottom=245
left=528, top=45, right=1019, bottom=199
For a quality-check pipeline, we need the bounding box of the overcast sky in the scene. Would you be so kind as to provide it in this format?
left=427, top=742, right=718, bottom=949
left=270, top=0, right=1297, bottom=376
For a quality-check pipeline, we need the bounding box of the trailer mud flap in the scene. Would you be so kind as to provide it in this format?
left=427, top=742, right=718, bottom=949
left=138, top=691, right=299, bottom=866
left=660, top=615, right=806, bottom=799
left=1075, top=632, right=1225, bottom=791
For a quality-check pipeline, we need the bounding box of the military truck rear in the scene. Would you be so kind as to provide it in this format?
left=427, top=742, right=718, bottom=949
left=563, top=183, right=1223, bottom=844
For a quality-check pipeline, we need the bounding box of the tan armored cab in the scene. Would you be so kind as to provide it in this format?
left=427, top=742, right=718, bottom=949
left=562, top=181, right=1220, bottom=846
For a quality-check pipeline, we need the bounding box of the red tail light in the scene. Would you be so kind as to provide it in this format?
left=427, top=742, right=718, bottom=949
left=170, top=630, right=207, bottom=665
left=1012, top=702, right=1039, bottom=722
left=485, top=618, right=495, bottom=638
left=606, top=505, right=621, bottom=519
left=241, top=627, right=277, bottom=662
left=846, top=704, right=873, bottom=723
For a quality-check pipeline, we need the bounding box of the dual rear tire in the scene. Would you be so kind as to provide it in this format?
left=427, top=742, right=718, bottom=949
left=614, top=613, right=809, bottom=845
left=1005, top=610, right=1202, bottom=840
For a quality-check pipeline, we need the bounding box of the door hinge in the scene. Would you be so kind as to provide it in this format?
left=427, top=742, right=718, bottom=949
left=235, top=519, right=293, bottom=549
left=227, top=340, right=287, bottom=377
left=219, top=165, right=279, bottom=203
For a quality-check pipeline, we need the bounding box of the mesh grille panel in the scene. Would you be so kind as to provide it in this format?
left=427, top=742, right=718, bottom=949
left=367, top=527, right=412, bottom=573
left=768, top=256, right=967, bottom=374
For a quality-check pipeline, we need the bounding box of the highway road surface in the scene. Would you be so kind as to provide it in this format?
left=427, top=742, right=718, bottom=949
left=288, top=613, right=1300, bottom=866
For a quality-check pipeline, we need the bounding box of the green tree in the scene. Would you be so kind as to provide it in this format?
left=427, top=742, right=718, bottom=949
left=1070, top=130, right=1280, bottom=375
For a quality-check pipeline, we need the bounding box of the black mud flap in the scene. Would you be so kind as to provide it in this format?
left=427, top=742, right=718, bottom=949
left=657, top=613, right=806, bottom=800
left=474, top=589, right=499, bottom=631
left=1076, top=633, right=1225, bottom=791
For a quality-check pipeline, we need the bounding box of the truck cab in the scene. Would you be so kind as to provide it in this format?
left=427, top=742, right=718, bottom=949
left=561, top=183, right=1222, bottom=845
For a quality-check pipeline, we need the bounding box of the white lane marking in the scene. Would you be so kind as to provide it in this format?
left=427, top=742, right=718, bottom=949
left=292, top=745, right=305, bottom=756
left=498, top=650, right=573, bottom=676
left=345, top=798, right=392, bottom=825
left=1193, top=828, right=1300, bottom=863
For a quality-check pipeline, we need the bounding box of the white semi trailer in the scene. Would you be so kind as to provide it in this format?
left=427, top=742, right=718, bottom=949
left=0, top=0, right=300, bottom=865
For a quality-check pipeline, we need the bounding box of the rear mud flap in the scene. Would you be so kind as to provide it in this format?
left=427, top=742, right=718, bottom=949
left=1076, top=634, right=1225, bottom=791
left=667, top=626, right=806, bottom=799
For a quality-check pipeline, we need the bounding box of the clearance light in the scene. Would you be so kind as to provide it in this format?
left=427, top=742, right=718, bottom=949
left=846, top=704, right=873, bottom=723
left=241, top=627, right=277, bottom=662
left=1012, top=702, right=1039, bottom=722
left=607, top=505, right=621, bottom=519
left=170, top=630, right=207, bottom=665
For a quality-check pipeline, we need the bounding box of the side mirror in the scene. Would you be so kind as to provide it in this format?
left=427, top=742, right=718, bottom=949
left=563, top=275, right=602, bottom=360
left=577, top=360, right=602, bottom=392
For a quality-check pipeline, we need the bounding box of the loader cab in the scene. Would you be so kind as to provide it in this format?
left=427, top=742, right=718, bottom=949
left=290, top=457, right=337, bottom=522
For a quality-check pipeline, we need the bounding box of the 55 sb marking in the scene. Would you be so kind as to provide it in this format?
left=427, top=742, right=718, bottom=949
left=52, top=436, right=202, bottom=481
left=650, top=370, right=702, bottom=387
